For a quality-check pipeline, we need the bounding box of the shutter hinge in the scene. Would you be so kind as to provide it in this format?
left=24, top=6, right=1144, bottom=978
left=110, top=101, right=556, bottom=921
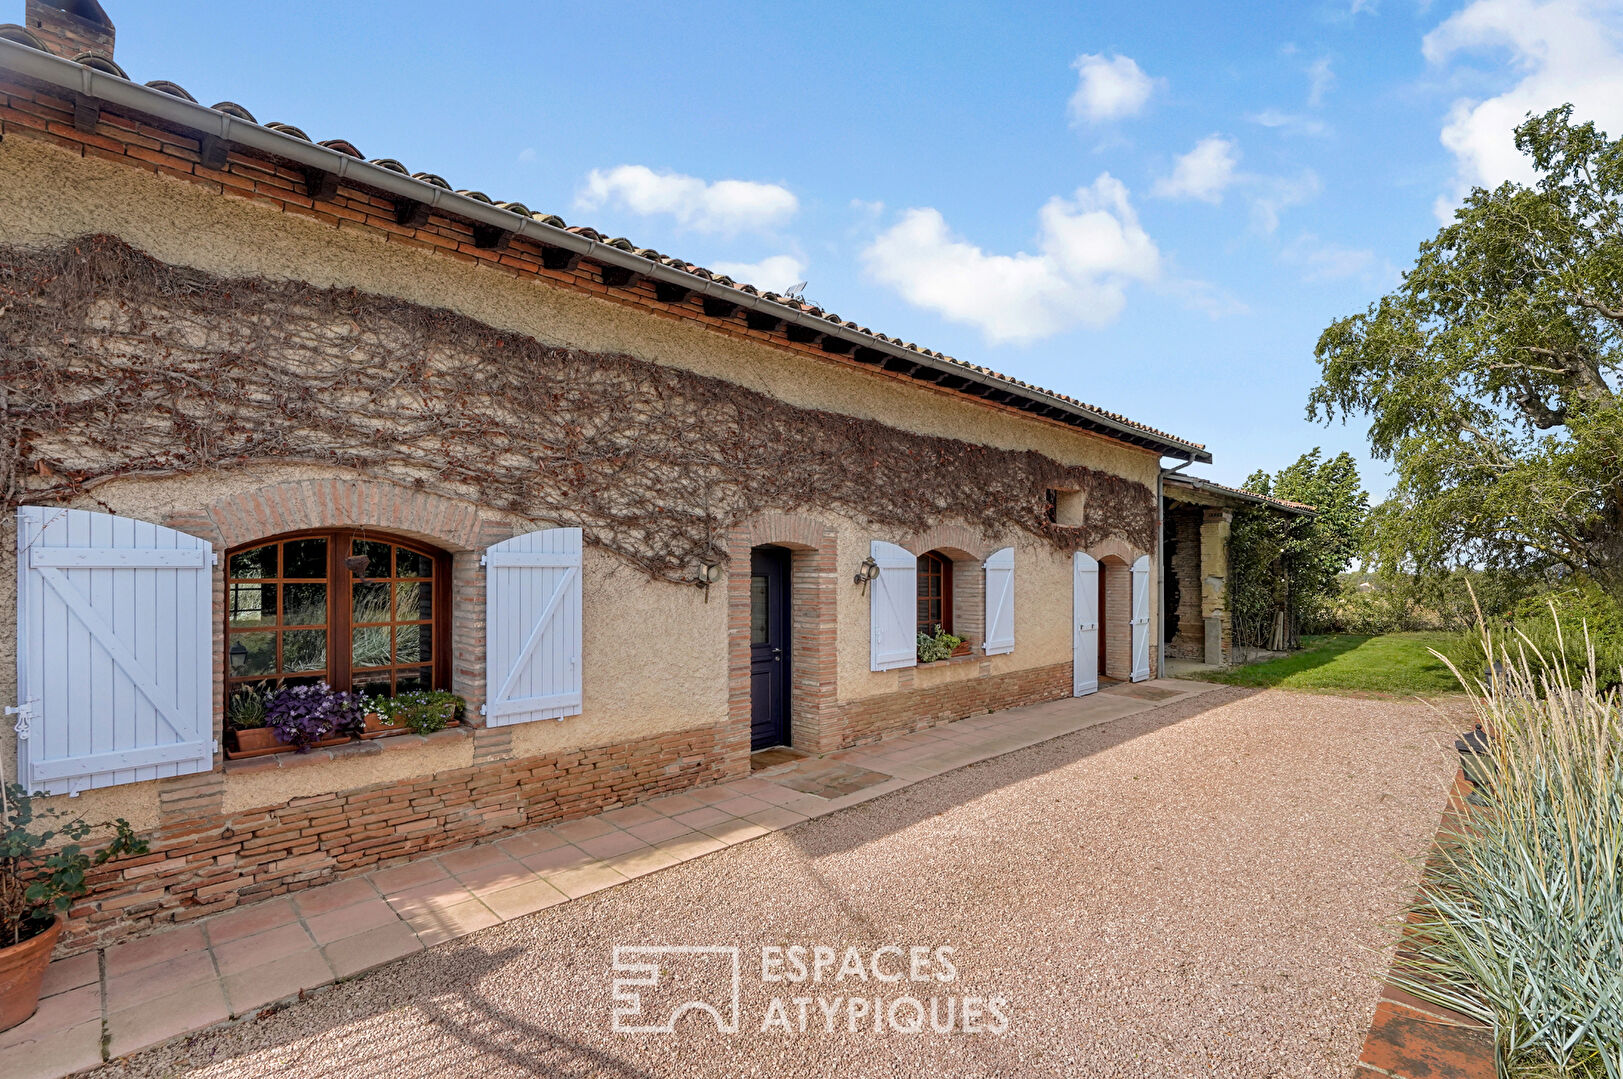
left=479, top=554, right=487, bottom=566
left=211, top=552, right=219, bottom=566
left=479, top=703, right=488, bottom=716
left=5, top=701, right=36, bottom=740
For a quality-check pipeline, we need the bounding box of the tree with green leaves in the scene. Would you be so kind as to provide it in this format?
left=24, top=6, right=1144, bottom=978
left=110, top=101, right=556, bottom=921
left=1229, top=448, right=1369, bottom=641
left=1311, top=106, right=1623, bottom=591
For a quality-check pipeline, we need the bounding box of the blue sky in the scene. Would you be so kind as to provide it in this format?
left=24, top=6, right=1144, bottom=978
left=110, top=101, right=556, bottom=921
left=104, top=1, right=1623, bottom=496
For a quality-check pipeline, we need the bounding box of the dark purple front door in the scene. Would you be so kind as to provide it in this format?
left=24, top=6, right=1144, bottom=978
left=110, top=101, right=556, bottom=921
left=749, top=546, right=790, bottom=751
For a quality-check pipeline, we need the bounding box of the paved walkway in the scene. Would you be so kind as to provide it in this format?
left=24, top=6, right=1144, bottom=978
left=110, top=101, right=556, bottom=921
left=6, top=679, right=1218, bottom=1079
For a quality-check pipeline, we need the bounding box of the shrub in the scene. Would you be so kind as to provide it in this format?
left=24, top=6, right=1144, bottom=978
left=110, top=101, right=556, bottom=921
left=225, top=687, right=267, bottom=731
left=1396, top=634, right=1623, bottom=1075
left=264, top=682, right=364, bottom=750
left=2, top=783, right=148, bottom=946
left=1441, top=582, right=1623, bottom=692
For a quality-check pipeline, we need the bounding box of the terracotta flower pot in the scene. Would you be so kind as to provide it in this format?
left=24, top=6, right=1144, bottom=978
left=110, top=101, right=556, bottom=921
left=225, top=726, right=289, bottom=759
left=0, top=916, right=62, bottom=1033
left=361, top=712, right=410, bottom=739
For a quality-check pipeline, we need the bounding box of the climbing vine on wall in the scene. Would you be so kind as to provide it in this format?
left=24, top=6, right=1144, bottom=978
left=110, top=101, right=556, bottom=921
left=1, top=236, right=1156, bottom=582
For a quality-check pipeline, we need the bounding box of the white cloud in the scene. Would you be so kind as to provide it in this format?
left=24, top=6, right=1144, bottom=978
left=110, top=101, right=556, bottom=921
left=860, top=174, right=1162, bottom=345
left=708, top=255, right=806, bottom=293
left=1153, top=135, right=1241, bottom=203
left=1281, top=233, right=1379, bottom=280
left=1068, top=53, right=1159, bottom=124
left=1248, top=109, right=1329, bottom=136
left=1307, top=56, right=1335, bottom=106
left=575, top=165, right=798, bottom=234
left=1249, top=169, right=1322, bottom=233
left=517, top=147, right=537, bottom=164
left=1424, top=0, right=1623, bottom=219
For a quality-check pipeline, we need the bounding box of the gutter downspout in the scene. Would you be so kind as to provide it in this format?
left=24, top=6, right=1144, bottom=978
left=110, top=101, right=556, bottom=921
left=1157, top=456, right=1195, bottom=679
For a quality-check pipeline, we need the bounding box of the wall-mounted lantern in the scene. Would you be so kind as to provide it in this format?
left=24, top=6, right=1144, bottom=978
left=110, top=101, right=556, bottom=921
left=854, top=556, right=880, bottom=592
left=695, top=561, right=723, bottom=601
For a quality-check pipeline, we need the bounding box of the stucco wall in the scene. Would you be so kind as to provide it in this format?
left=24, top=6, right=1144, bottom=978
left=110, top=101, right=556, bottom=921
left=1, top=134, right=1164, bottom=826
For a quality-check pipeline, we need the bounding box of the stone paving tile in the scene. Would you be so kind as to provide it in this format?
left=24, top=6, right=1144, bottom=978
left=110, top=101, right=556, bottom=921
left=698, top=819, right=770, bottom=845
left=671, top=805, right=734, bottom=830
left=550, top=815, right=617, bottom=843
left=749, top=782, right=811, bottom=807
left=452, top=856, right=540, bottom=897
left=480, top=878, right=570, bottom=921
left=321, top=921, right=424, bottom=980
left=654, top=831, right=726, bottom=859
left=599, top=804, right=663, bottom=828
left=211, top=921, right=315, bottom=976
left=744, top=806, right=810, bottom=829
left=574, top=829, right=649, bottom=860
left=105, top=947, right=218, bottom=1013
left=436, top=842, right=513, bottom=877
left=713, top=794, right=773, bottom=816
left=496, top=828, right=568, bottom=859
left=383, top=879, right=480, bottom=919
left=370, top=858, right=450, bottom=895
left=544, top=862, right=629, bottom=899
left=645, top=792, right=706, bottom=815
left=107, top=976, right=230, bottom=1058
left=625, top=815, right=694, bottom=844
left=37, top=950, right=99, bottom=998
left=519, top=843, right=598, bottom=875
left=410, top=897, right=502, bottom=947
left=204, top=896, right=299, bottom=946
left=6, top=1019, right=102, bottom=1079
left=292, top=876, right=382, bottom=918
left=222, top=948, right=333, bottom=1015
left=687, top=786, right=735, bottom=806
left=602, top=844, right=683, bottom=879
left=304, top=898, right=401, bottom=945
left=104, top=923, right=207, bottom=977
left=0, top=983, right=99, bottom=1050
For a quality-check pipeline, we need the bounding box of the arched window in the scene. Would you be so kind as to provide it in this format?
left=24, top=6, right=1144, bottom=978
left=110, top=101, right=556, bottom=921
left=917, top=550, right=954, bottom=636
left=225, top=531, right=449, bottom=698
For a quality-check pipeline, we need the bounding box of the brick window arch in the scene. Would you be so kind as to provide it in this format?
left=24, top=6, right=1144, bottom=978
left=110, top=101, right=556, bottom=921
left=225, top=529, right=451, bottom=698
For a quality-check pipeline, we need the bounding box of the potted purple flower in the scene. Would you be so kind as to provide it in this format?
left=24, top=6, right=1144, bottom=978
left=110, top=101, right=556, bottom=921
left=263, top=683, right=364, bottom=752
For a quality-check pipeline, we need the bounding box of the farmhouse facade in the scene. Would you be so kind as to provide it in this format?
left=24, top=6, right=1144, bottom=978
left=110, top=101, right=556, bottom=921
left=0, top=1, right=1297, bottom=955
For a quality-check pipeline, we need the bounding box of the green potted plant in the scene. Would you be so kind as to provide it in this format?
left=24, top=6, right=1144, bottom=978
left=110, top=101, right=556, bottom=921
left=1, top=780, right=147, bottom=1031
left=916, top=624, right=966, bottom=664
left=392, top=689, right=465, bottom=735
left=223, top=686, right=286, bottom=759
left=360, top=695, right=411, bottom=739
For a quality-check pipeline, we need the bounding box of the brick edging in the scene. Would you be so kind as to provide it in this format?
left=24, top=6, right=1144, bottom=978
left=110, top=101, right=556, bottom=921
left=1352, top=771, right=1494, bottom=1079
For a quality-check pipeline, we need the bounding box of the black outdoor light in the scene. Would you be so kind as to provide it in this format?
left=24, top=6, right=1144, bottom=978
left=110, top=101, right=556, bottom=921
left=694, top=561, right=723, bottom=601
left=229, top=639, right=247, bottom=675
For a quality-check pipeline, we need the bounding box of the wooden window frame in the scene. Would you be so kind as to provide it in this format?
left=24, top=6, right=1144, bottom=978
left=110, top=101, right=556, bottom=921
left=917, top=549, right=954, bottom=637
left=224, top=529, right=451, bottom=697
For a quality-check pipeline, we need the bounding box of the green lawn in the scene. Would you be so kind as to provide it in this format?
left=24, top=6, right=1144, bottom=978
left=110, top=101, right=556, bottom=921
left=1192, top=632, right=1467, bottom=695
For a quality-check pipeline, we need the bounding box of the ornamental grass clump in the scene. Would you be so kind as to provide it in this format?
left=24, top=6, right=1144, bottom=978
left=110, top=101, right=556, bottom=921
left=1400, top=620, right=1623, bottom=1077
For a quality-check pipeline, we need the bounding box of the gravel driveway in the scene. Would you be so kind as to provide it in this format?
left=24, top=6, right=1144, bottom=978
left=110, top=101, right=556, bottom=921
left=93, top=686, right=1458, bottom=1079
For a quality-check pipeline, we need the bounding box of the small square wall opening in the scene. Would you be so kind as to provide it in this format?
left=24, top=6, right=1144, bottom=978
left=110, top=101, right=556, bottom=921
left=1048, top=489, right=1085, bottom=527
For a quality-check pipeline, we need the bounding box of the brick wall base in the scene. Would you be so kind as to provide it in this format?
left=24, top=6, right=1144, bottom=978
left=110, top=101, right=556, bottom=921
left=61, top=724, right=728, bottom=955
left=837, top=660, right=1072, bottom=746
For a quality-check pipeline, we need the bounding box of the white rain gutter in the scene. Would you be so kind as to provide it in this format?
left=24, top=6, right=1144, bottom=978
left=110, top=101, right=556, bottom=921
left=1157, top=455, right=1195, bottom=678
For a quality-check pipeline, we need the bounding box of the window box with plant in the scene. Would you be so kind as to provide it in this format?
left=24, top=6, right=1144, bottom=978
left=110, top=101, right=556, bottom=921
left=917, top=624, right=966, bottom=664
left=362, top=689, right=464, bottom=738
left=2, top=781, right=148, bottom=1031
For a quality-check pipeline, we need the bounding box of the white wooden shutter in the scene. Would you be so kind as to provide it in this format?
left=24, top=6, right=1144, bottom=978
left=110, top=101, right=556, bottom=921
left=983, top=547, right=1015, bottom=656
left=1073, top=552, right=1099, bottom=696
left=14, top=507, right=215, bottom=795
left=1131, top=554, right=1151, bottom=682
left=869, top=540, right=917, bottom=672
left=483, top=527, right=583, bottom=726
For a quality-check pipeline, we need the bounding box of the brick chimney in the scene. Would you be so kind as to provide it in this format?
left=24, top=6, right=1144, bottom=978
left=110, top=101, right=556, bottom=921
left=22, top=0, right=113, bottom=60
